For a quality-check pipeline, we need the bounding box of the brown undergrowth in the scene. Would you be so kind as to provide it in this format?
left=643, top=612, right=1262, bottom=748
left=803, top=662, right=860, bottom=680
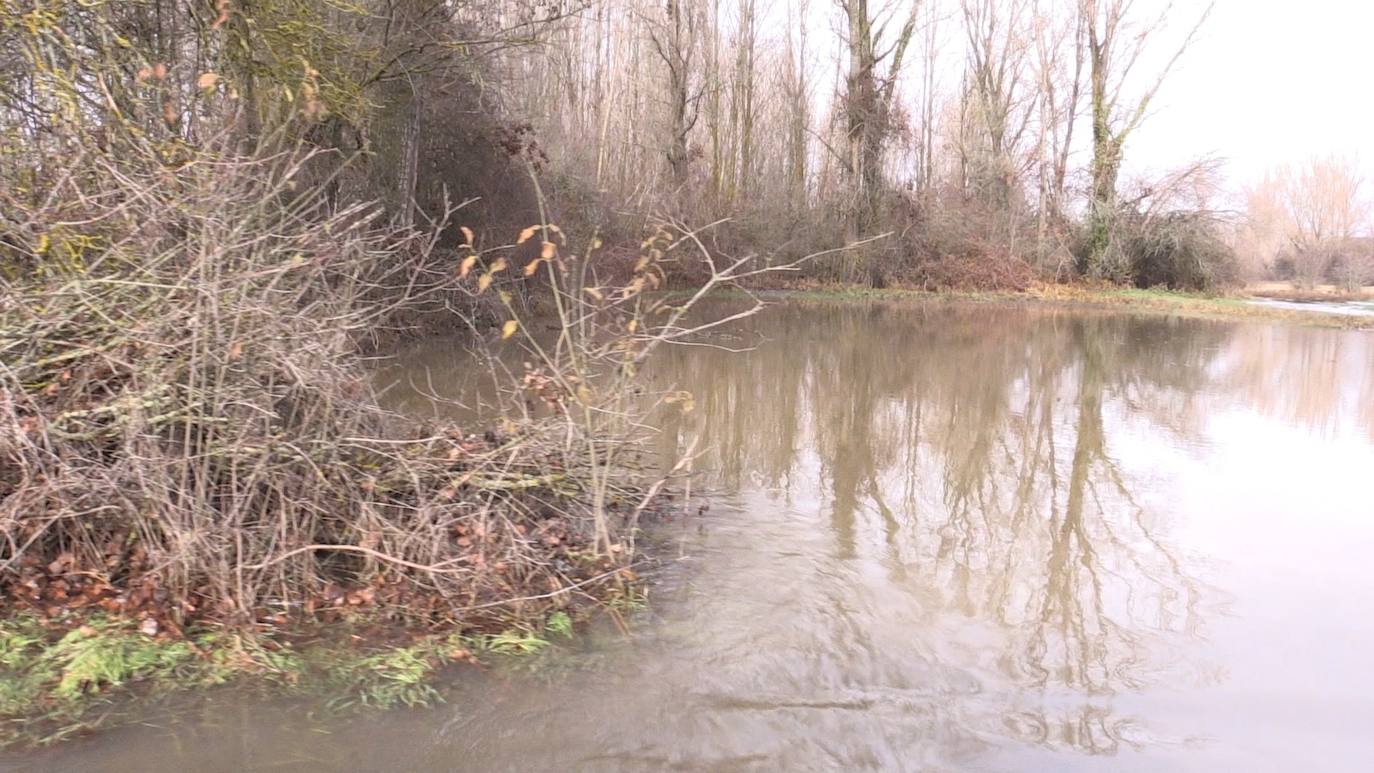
left=0, top=139, right=636, bottom=636
left=0, top=125, right=831, bottom=745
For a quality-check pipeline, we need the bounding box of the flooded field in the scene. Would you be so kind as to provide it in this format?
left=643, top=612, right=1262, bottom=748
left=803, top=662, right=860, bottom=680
left=1247, top=297, right=1374, bottom=317
left=9, top=300, right=1374, bottom=772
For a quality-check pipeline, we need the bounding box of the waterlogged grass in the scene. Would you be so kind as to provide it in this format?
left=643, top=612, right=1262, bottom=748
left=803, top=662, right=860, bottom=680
left=1, top=616, right=198, bottom=744
left=0, top=609, right=590, bottom=748
left=324, top=644, right=444, bottom=711
left=0, top=615, right=321, bottom=745
left=1026, top=285, right=1374, bottom=329
left=706, top=283, right=1374, bottom=331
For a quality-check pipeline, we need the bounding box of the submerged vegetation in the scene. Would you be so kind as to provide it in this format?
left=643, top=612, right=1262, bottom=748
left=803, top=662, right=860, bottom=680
left=0, top=607, right=590, bottom=745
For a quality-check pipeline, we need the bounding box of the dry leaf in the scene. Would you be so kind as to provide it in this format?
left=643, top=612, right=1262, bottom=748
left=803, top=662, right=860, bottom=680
left=516, top=226, right=539, bottom=245
left=489, top=257, right=508, bottom=273
left=477, top=274, right=493, bottom=293
left=197, top=72, right=220, bottom=90
left=541, top=241, right=557, bottom=259
left=523, top=259, right=541, bottom=276
left=460, top=226, right=474, bottom=246
left=459, top=254, right=478, bottom=278
left=583, top=287, right=604, bottom=301
left=501, top=320, right=519, bottom=340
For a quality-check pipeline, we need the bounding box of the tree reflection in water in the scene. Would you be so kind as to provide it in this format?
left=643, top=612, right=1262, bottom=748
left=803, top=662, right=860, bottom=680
left=649, top=300, right=1369, bottom=755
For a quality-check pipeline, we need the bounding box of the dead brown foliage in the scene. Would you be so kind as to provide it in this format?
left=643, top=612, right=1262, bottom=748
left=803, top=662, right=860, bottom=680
left=0, top=139, right=629, bottom=631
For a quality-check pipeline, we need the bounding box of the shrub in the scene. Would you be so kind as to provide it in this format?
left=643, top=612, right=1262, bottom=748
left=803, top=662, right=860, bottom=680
left=899, top=193, right=1037, bottom=291
left=1115, top=210, right=1241, bottom=292
left=0, top=136, right=613, bottom=627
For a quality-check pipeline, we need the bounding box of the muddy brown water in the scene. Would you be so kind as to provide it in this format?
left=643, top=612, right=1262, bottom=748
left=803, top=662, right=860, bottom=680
left=9, top=299, right=1374, bottom=772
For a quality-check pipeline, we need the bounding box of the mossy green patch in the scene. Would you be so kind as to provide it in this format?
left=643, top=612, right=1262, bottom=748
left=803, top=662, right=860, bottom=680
left=0, top=606, right=596, bottom=749
left=0, top=615, right=310, bottom=746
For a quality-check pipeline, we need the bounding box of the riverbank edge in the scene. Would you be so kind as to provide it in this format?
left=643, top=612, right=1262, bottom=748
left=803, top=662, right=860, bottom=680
left=724, top=283, right=1374, bottom=331
left=0, top=589, right=646, bottom=748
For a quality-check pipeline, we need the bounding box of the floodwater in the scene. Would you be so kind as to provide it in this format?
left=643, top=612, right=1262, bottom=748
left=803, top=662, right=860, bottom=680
left=11, top=299, right=1374, bottom=772
left=1247, top=297, right=1374, bottom=317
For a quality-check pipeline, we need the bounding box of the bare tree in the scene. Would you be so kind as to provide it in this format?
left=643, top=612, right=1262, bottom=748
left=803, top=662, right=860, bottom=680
left=1274, top=155, right=1370, bottom=288
left=1031, top=0, right=1084, bottom=231
left=729, top=0, right=759, bottom=203
left=648, top=0, right=705, bottom=191
left=957, top=0, right=1035, bottom=208
left=783, top=0, right=813, bottom=212
left=836, top=0, right=923, bottom=284
left=1080, top=0, right=1213, bottom=277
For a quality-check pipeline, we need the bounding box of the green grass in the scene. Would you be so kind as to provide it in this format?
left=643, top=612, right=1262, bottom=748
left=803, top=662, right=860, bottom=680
left=0, top=616, right=207, bottom=745
left=0, top=606, right=596, bottom=748
left=322, top=644, right=443, bottom=711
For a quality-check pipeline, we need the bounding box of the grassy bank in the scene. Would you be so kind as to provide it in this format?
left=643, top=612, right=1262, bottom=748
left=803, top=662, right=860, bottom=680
left=0, top=602, right=627, bottom=747
left=726, top=282, right=1374, bottom=331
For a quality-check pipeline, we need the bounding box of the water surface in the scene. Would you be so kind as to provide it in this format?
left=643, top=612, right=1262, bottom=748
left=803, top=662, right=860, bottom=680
left=1246, top=296, right=1374, bottom=317
left=12, top=300, right=1374, bottom=772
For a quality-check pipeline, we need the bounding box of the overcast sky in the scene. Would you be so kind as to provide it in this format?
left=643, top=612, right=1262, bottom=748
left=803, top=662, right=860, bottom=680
left=1126, top=0, right=1373, bottom=188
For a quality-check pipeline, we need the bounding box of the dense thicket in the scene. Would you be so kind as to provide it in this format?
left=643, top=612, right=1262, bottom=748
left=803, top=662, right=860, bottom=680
left=0, top=1, right=664, bottom=629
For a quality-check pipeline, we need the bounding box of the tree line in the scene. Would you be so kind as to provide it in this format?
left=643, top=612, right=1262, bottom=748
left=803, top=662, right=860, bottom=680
left=503, top=0, right=1227, bottom=288
left=8, top=1, right=1366, bottom=291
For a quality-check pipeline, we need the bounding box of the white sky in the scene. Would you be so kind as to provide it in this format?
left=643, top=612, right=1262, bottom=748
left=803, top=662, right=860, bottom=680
left=1125, top=0, right=1374, bottom=188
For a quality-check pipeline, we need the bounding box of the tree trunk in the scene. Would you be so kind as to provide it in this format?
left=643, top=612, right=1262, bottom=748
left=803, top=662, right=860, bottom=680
left=1083, top=15, right=1116, bottom=277
left=397, top=76, right=423, bottom=229
left=844, top=1, right=883, bottom=285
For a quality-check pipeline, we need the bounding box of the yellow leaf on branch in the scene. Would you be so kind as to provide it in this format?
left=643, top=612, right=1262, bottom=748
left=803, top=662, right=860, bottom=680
left=459, top=255, right=478, bottom=278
